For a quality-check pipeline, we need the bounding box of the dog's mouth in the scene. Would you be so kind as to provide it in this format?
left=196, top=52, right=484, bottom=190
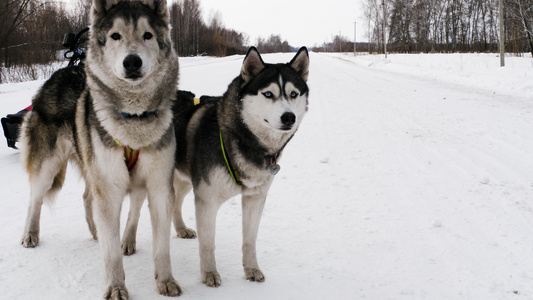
left=125, top=71, right=143, bottom=81
left=264, top=119, right=294, bottom=131
left=121, top=110, right=158, bottom=119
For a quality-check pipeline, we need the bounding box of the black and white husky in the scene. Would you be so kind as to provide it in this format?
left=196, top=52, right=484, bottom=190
left=19, top=0, right=181, bottom=298
left=123, top=47, right=310, bottom=287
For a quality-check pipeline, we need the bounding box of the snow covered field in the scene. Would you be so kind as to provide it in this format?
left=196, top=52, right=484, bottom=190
left=1, top=52, right=532, bottom=299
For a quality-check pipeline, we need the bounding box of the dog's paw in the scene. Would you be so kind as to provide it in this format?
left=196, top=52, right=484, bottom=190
left=103, top=285, right=129, bottom=300
left=121, top=242, right=136, bottom=256
left=245, top=268, right=265, bottom=282
left=156, top=278, right=182, bottom=297
left=202, top=271, right=222, bottom=287
left=176, top=227, right=196, bottom=239
left=21, top=233, right=39, bottom=248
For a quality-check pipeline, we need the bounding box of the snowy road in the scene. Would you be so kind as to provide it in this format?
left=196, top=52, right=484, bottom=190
left=1, top=53, right=533, bottom=299
left=304, top=54, right=533, bottom=299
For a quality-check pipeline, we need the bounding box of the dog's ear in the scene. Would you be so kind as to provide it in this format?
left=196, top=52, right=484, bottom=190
left=141, top=0, right=170, bottom=24
left=241, top=47, right=265, bottom=83
left=91, top=0, right=119, bottom=24
left=289, top=47, right=310, bottom=82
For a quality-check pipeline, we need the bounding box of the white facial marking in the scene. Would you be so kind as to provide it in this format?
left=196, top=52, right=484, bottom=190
left=242, top=80, right=307, bottom=134
left=104, top=17, right=159, bottom=83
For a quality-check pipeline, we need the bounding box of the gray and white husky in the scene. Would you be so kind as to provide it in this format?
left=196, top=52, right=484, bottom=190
left=19, top=0, right=181, bottom=298
left=123, top=47, right=310, bottom=287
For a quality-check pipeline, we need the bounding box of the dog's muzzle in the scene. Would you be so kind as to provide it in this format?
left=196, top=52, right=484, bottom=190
left=123, top=54, right=143, bottom=79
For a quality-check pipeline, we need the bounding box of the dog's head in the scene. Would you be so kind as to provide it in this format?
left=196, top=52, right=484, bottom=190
left=240, top=47, right=309, bottom=135
left=88, top=0, right=173, bottom=86
left=86, top=0, right=179, bottom=149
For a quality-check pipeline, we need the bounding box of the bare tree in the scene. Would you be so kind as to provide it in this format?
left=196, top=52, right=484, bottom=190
left=505, top=0, right=533, bottom=55
left=362, top=0, right=390, bottom=54
left=1, top=0, right=39, bottom=66
left=256, top=34, right=290, bottom=53
left=72, top=0, right=92, bottom=29
left=362, top=0, right=501, bottom=53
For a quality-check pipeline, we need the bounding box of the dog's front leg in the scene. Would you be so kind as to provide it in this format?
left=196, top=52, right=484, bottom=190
left=172, top=172, right=196, bottom=238
left=241, top=192, right=267, bottom=282
left=92, top=187, right=128, bottom=300
left=121, top=188, right=147, bottom=256
left=83, top=183, right=98, bottom=240
left=195, top=192, right=223, bottom=287
left=146, top=179, right=182, bottom=296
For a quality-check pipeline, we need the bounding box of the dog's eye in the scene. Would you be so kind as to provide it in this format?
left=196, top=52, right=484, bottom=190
left=143, top=32, right=153, bottom=40
left=111, top=33, right=121, bottom=41
left=290, top=91, right=299, bottom=99
left=263, top=92, right=274, bottom=99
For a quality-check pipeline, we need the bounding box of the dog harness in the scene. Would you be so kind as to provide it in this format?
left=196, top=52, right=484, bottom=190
left=219, top=131, right=282, bottom=185
left=113, top=110, right=158, bottom=172
left=212, top=98, right=282, bottom=185
left=114, top=138, right=140, bottom=172
left=219, top=131, right=242, bottom=185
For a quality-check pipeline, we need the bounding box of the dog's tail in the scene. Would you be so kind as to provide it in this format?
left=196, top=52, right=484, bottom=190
left=174, top=90, right=196, bottom=116
left=20, top=108, right=71, bottom=204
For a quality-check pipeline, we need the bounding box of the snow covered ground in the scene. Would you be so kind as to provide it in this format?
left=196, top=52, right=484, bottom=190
left=1, top=51, right=532, bottom=299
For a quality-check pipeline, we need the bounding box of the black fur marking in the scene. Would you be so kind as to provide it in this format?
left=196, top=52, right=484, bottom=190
left=240, top=63, right=309, bottom=98
left=32, top=66, right=85, bottom=125
left=191, top=105, right=222, bottom=186
left=95, top=2, right=170, bottom=53
left=121, top=111, right=157, bottom=119
left=28, top=65, right=85, bottom=155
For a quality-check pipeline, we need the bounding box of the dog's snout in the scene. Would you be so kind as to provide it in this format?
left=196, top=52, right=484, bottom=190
left=123, top=54, right=143, bottom=72
left=281, top=112, right=296, bottom=126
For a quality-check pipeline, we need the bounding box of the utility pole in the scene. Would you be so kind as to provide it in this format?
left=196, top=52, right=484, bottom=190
left=499, top=0, right=505, bottom=67
left=339, top=31, right=342, bottom=52
left=382, top=0, right=387, bottom=58
left=354, top=21, right=357, bottom=56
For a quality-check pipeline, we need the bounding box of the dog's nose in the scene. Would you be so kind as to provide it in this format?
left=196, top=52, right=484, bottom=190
left=123, top=54, right=143, bottom=72
left=281, top=112, right=296, bottom=126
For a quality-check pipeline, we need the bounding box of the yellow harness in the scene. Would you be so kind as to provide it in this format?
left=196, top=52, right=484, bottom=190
left=114, top=138, right=140, bottom=173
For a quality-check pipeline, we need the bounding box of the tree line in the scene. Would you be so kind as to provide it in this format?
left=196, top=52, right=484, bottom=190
left=169, top=0, right=247, bottom=57
left=362, top=0, right=533, bottom=55
left=0, top=0, right=295, bottom=78
left=169, top=0, right=290, bottom=56
left=0, top=0, right=90, bottom=68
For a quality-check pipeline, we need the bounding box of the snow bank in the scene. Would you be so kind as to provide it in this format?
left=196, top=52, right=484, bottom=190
left=328, top=52, right=533, bottom=99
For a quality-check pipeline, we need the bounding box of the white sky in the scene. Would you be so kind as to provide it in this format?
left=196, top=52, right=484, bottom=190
left=199, top=0, right=366, bottom=47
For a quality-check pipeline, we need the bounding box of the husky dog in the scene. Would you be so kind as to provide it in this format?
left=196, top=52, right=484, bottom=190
left=123, top=47, right=310, bottom=287
left=20, top=0, right=181, bottom=298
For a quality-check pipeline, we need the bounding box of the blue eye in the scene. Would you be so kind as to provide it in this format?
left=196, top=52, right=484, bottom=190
left=290, top=91, right=299, bottom=98
left=263, top=92, right=274, bottom=99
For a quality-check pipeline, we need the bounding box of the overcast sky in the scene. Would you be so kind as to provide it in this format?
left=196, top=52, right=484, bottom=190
left=199, top=0, right=366, bottom=47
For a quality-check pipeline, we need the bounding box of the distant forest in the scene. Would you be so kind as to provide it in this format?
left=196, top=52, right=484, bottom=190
left=364, top=0, right=533, bottom=55
left=0, top=0, right=291, bottom=71
left=315, top=0, right=533, bottom=56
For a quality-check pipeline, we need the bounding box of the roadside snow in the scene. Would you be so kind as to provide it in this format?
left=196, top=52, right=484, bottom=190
left=1, top=52, right=532, bottom=299
left=331, top=52, right=533, bottom=99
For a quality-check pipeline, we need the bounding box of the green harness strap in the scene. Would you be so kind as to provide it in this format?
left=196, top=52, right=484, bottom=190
left=219, top=131, right=242, bottom=185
